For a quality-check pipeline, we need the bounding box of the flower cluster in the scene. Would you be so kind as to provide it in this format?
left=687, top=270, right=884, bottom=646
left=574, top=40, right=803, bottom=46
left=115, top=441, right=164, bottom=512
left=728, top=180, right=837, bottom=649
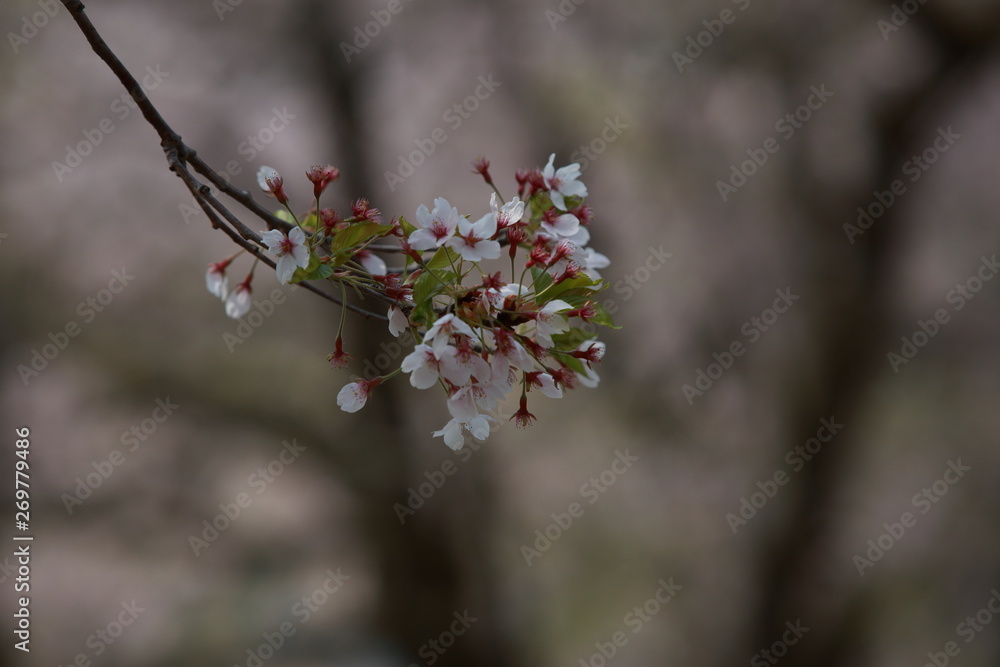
left=206, top=155, right=616, bottom=449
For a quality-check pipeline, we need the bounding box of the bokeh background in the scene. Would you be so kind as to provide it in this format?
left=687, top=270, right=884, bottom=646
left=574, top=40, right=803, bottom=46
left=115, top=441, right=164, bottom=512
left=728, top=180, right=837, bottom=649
left=2, top=1, right=1000, bottom=666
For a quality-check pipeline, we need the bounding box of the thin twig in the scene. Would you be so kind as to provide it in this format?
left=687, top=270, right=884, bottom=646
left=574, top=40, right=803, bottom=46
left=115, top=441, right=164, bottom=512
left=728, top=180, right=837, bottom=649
left=59, top=0, right=391, bottom=321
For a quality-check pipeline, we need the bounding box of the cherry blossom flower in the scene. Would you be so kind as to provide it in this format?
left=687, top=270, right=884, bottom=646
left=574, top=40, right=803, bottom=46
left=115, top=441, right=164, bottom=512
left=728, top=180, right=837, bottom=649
left=205, top=259, right=232, bottom=299
left=423, top=313, right=475, bottom=356
left=432, top=416, right=491, bottom=450
left=572, top=246, right=610, bottom=279
left=261, top=227, right=310, bottom=284
left=550, top=367, right=577, bottom=391
left=573, top=340, right=605, bottom=388
left=528, top=299, right=572, bottom=347
left=574, top=340, right=606, bottom=367
left=472, top=157, right=494, bottom=186
left=542, top=153, right=588, bottom=211
left=351, top=198, right=381, bottom=223
left=490, top=192, right=525, bottom=230
left=564, top=225, right=590, bottom=247
left=203, top=153, right=614, bottom=449
left=446, top=385, right=482, bottom=421
left=401, top=344, right=459, bottom=389
left=402, top=339, right=490, bottom=389
left=540, top=208, right=580, bottom=238
left=388, top=305, right=409, bottom=337
left=470, top=374, right=510, bottom=411
left=306, top=165, right=339, bottom=198
left=576, top=364, right=600, bottom=388
left=482, top=282, right=527, bottom=314
left=433, top=418, right=466, bottom=450
left=511, top=396, right=536, bottom=428
left=452, top=342, right=492, bottom=385
left=409, top=197, right=459, bottom=250
left=337, top=377, right=381, bottom=412
left=447, top=212, right=501, bottom=262
left=355, top=249, right=386, bottom=275
left=526, top=371, right=564, bottom=399
left=225, top=273, right=253, bottom=319
left=488, top=328, right=534, bottom=374
left=431, top=386, right=495, bottom=450
left=257, top=165, right=289, bottom=204
left=327, top=336, right=352, bottom=369
left=544, top=228, right=609, bottom=280
left=318, top=208, right=342, bottom=236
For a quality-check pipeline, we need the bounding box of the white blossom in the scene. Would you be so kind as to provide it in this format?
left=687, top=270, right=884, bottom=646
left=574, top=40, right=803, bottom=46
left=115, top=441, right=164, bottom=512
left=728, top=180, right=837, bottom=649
left=261, top=227, right=310, bottom=284
left=542, top=153, right=588, bottom=211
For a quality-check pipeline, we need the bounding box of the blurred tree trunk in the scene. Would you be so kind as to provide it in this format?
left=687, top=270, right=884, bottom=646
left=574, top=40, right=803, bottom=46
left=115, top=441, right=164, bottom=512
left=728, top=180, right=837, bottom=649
left=288, top=4, right=517, bottom=665
left=737, top=6, right=1000, bottom=667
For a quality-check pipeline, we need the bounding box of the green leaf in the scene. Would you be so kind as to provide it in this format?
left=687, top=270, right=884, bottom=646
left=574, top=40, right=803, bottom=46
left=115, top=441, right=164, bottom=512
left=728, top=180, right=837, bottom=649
left=275, top=209, right=296, bottom=225
left=399, top=215, right=416, bottom=237
left=588, top=302, right=620, bottom=329
left=330, top=221, right=392, bottom=253
left=551, top=327, right=597, bottom=352
left=541, top=273, right=601, bottom=301
left=410, top=300, right=438, bottom=331
left=425, top=245, right=460, bottom=272
left=412, top=269, right=455, bottom=309
left=289, top=253, right=324, bottom=284
left=307, top=264, right=335, bottom=280
left=530, top=266, right=553, bottom=296
left=557, top=355, right=587, bottom=375
left=328, top=222, right=393, bottom=266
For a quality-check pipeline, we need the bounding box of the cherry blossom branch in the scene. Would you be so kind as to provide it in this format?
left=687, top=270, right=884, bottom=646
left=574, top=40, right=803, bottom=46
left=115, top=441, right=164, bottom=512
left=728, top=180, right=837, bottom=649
left=60, top=1, right=618, bottom=450
left=58, top=0, right=389, bottom=320
left=168, top=157, right=385, bottom=318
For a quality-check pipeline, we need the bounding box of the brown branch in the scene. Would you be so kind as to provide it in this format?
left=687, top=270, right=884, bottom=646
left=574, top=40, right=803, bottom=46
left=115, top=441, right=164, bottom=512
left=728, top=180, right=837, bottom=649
left=59, top=0, right=391, bottom=321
